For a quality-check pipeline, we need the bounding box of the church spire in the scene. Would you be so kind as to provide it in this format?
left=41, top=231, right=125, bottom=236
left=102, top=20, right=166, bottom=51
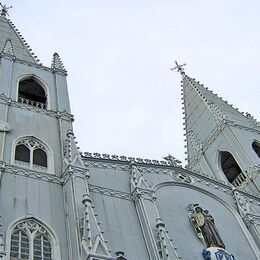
left=0, top=5, right=40, bottom=64
left=175, top=66, right=260, bottom=192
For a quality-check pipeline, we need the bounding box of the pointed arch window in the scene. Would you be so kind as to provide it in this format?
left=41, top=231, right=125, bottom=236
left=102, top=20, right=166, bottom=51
left=18, top=77, right=47, bottom=109
left=14, top=137, right=48, bottom=172
left=252, top=141, right=260, bottom=158
left=10, top=219, right=53, bottom=260
left=219, top=151, right=247, bottom=187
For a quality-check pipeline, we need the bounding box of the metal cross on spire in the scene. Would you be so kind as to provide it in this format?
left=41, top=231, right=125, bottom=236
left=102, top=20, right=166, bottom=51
left=170, top=61, right=186, bottom=74
left=0, top=3, right=12, bottom=16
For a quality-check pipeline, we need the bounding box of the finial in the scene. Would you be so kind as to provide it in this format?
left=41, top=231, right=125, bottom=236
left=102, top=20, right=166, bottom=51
left=0, top=3, right=12, bottom=16
left=170, top=61, right=186, bottom=74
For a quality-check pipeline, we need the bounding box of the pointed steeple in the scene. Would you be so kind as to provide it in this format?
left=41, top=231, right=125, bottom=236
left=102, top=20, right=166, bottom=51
left=0, top=11, right=39, bottom=63
left=176, top=68, right=259, bottom=164
left=174, top=64, right=260, bottom=192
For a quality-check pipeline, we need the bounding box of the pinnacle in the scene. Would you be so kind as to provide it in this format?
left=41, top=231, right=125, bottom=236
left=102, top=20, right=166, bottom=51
left=51, top=52, right=67, bottom=72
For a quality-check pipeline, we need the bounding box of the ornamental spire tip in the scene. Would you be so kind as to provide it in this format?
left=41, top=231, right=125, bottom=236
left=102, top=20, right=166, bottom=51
left=170, top=61, right=186, bottom=75
left=0, top=3, right=12, bottom=16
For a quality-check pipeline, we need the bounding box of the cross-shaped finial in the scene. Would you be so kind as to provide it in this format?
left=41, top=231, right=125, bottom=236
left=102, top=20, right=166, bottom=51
left=0, top=3, right=12, bottom=16
left=170, top=61, right=186, bottom=74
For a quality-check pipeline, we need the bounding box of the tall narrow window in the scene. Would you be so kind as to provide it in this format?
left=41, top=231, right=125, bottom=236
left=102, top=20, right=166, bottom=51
left=252, top=141, right=260, bottom=158
left=10, top=219, right=53, bottom=260
left=15, top=145, right=30, bottom=163
left=33, top=149, right=47, bottom=167
left=10, top=230, right=29, bottom=259
left=219, top=151, right=246, bottom=187
left=33, top=235, right=52, bottom=260
left=18, top=77, right=47, bottom=109
left=14, top=137, right=48, bottom=172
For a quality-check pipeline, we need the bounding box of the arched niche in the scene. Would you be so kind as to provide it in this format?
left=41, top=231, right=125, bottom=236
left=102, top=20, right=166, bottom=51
left=18, top=76, right=47, bottom=109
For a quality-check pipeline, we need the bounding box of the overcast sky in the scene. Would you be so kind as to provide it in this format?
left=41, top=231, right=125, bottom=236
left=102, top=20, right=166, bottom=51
left=9, top=0, right=260, bottom=165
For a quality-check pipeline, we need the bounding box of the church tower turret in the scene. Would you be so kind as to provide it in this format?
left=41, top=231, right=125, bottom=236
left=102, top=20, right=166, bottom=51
left=0, top=6, right=75, bottom=259
left=175, top=62, right=260, bottom=194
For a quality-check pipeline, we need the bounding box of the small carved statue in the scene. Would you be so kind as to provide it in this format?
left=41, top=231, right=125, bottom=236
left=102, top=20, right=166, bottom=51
left=187, top=204, right=225, bottom=249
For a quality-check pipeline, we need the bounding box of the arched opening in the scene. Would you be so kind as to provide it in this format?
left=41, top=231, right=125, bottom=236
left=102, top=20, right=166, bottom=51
left=15, top=144, right=30, bottom=163
left=252, top=141, right=260, bottom=158
left=33, top=148, right=48, bottom=167
left=18, top=77, right=47, bottom=109
left=219, top=151, right=246, bottom=187
left=14, top=137, right=50, bottom=172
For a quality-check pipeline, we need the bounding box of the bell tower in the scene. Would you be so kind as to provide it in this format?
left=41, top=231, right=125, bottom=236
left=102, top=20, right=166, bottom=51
left=0, top=12, right=72, bottom=173
left=174, top=62, right=260, bottom=194
left=0, top=6, right=76, bottom=259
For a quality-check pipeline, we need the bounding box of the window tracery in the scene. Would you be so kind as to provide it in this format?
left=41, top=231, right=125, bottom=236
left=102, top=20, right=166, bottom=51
left=10, top=219, right=53, bottom=260
left=14, top=137, right=48, bottom=172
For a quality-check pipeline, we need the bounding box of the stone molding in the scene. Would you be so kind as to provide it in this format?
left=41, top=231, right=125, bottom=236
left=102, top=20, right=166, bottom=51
left=132, top=188, right=156, bottom=203
left=0, top=94, right=74, bottom=122
left=89, top=184, right=133, bottom=201
left=4, top=164, right=61, bottom=184
left=83, top=156, right=257, bottom=197
left=188, top=119, right=260, bottom=169
left=61, top=165, right=89, bottom=184
left=243, top=214, right=260, bottom=227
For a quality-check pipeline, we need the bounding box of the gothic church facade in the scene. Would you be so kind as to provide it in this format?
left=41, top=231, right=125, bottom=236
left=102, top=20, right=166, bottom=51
left=0, top=7, right=259, bottom=260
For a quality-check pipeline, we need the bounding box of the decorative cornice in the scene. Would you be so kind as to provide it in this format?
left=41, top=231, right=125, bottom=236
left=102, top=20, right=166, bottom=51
left=84, top=160, right=130, bottom=171
left=82, top=154, right=257, bottom=198
left=82, top=152, right=182, bottom=167
left=0, top=94, right=74, bottom=122
left=89, top=184, right=133, bottom=201
left=4, top=164, right=62, bottom=184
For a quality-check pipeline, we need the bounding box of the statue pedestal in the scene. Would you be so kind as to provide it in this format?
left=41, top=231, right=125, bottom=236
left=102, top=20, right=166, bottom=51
left=202, top=247, right=235, bottom=260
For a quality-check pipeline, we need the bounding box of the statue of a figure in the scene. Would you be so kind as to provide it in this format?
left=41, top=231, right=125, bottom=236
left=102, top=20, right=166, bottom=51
left=187, top=204, right=225, bottom=249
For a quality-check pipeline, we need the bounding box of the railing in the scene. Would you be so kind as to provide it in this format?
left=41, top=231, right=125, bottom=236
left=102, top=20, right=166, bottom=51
left=232, top=172, right=247, bottom=187
left=14, top=160, right=47, bottom=173
left=14, top=160, right=30, bottom=168
left=18, top=96, right=46, bottom=109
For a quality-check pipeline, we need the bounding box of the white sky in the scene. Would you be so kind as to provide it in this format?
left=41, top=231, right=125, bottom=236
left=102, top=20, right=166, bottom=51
left=9, top=0, right=260, bottom=165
